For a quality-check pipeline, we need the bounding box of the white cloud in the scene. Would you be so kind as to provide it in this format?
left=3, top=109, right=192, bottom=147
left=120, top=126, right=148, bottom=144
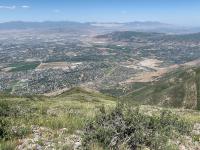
left=0, top=5, right=16, bottom=10
left=0, top=5, right=30, bottom=10
left=21, top=5, right=30, bottom=9
left=53, top=9, right=61, bottom=13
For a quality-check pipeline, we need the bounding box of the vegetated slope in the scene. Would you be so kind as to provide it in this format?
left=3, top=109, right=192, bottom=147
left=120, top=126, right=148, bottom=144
left=82, top=103, right=194, bottom=150
left=96, top=31, right=164, bottom=41
left=96, top=30, right=200, bottom=42
left=1, top=87, right=200, bottom=149
left=0, top=87, right=116, bottom=149
left=162, top=32, right=200, bottom=42
left=123, top=67, right=200, bottom=110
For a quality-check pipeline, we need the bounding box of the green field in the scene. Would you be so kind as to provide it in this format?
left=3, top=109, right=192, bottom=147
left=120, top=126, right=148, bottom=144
left=8, top=61, right=40, bottom=72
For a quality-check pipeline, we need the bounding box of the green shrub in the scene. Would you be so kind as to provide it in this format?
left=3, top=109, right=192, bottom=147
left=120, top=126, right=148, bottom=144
left=0, top=100, right=20, bottom=117
left=0, top=118, right=11, bottom=140
left=82, top=103, right=191, bottom=150
left=0, top=101, right=10, bottom=117
left=11, top=125, right=31, bottom=139
left=0, top=118, right=31, bottom=140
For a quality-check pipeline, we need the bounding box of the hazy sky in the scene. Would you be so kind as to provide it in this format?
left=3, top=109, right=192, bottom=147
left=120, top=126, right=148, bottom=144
left=0, top=0, right=200, bottom=26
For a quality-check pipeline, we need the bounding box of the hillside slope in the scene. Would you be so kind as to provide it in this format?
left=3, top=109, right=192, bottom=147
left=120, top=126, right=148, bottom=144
left=1, top=87, right=200, bottom=149
left=0, top=87, right=116, bottom=149
left=123, top=67, right=200, bottom=110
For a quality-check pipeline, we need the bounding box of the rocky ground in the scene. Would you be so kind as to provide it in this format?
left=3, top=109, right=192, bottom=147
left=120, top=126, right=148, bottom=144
left=16, top=126, right=82, bottom=150
left=15, top=124, right=200, bottom=150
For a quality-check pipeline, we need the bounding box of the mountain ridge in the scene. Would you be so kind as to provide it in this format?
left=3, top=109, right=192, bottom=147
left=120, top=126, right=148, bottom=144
left=122, top=66, right=200, bottom=110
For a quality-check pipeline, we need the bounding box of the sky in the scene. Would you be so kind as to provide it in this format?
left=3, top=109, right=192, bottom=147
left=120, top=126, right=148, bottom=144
left=0, top=0, right=200, bottom=26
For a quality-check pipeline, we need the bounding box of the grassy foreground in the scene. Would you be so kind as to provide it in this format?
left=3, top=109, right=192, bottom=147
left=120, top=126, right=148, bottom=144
left=0, top=87, right=200, bottom=149
left=0, top=87, right=115, bottom=149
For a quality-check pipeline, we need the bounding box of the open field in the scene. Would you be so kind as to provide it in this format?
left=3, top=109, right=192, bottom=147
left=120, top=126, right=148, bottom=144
left=36, top=62, right=82, bottom=70
left=7, top=62, right=40, bottom=72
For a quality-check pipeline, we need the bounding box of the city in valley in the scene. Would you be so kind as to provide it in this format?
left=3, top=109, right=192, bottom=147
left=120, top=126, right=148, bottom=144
left=1, top=22, right=200, bottom=96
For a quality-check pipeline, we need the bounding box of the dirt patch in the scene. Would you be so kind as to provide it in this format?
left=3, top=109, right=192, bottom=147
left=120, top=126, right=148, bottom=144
left=183, top=58, right=200, bottom=67
left=122, top=64, right=179, bottom=83
left=138, top=59, right=163, bottom=69
left=36, top=62, right=82, bottom=70
left=44, top=87, right=70, bottom=97
left=1, top=67, right=16, bottom=72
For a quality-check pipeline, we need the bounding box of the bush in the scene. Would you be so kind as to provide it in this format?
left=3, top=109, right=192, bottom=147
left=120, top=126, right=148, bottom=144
left=11, top=125, right=31, bottom=139
left=0, top=118, right=30, bottom=141
left=0, top=118, right=11, bottom=140
left=82, top=103, right=191, bottom=150
left=0, top=100, right=20, bottom=117
left=0, top=101, right=10, bottom=117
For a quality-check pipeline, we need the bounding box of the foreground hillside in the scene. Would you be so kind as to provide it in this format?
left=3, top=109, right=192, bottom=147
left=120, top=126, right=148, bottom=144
left=0, top=87, right=200, bottom=149
left=0, top=87, right=115, bottom=149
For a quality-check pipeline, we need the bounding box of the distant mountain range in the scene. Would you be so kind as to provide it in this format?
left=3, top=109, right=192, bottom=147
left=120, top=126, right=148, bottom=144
left=0, top=21, right=92, bottom=30
left=0, top=21, right=200, bottom=33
